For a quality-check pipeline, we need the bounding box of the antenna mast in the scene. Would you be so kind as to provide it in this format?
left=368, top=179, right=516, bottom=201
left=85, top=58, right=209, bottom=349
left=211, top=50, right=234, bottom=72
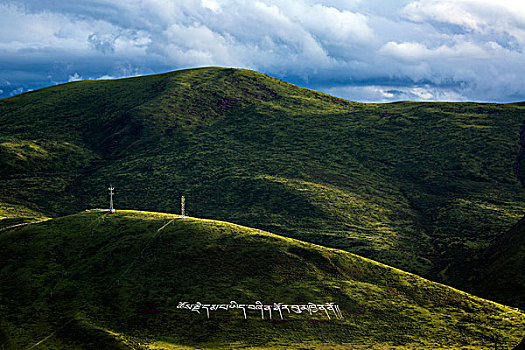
left=108, top=185, right=115, bottom=213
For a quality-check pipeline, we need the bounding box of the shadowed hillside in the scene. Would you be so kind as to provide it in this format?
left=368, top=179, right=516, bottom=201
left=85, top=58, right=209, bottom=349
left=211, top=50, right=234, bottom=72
left=1, top=67, right=525, bottom=300
left=1, top=210, right=523, bottom=349
left=471, top=215, right=525, bottom=309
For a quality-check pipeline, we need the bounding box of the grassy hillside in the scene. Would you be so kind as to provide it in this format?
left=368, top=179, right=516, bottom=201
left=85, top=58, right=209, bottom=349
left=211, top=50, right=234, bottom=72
left=471, top=215, right=525, bottom=309
left=1, top=67, right=525, bottom=295
left=1, top=210, right=524, bottom=349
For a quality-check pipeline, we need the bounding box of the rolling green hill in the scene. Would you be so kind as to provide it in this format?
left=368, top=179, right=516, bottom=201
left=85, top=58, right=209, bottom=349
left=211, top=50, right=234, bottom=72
left=1, top=67, right=525, bottom=303
left=1, top=210, right=524, bottom=349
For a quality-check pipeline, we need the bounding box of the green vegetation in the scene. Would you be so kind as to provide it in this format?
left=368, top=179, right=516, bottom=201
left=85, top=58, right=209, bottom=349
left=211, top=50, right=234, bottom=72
left=1, top=211, right=523, bottom=349
left=0, top=202, right=49, bottom=229
left=471, top=216, right=525, bottom=309
left=1, top=67, right=525, bottom=306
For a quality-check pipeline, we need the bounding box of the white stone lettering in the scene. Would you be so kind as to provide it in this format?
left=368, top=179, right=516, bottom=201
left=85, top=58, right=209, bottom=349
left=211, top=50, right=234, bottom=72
left=176, top=301, right=344, bottom=320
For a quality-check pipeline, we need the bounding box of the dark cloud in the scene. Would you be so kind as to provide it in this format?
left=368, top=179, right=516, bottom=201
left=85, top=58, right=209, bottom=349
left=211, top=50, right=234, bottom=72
left=0, top=0, right=524, bottom=102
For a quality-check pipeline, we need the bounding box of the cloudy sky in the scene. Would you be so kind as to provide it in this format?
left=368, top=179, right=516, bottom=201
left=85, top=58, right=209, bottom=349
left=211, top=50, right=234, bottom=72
left=1, top=0, right=525, bottom=102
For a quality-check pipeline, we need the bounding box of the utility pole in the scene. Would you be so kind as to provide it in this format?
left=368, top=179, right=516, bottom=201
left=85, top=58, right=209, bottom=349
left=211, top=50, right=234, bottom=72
left=108, top=185, right=115, bottom=213
left=181, top=196, right=186, bottom=218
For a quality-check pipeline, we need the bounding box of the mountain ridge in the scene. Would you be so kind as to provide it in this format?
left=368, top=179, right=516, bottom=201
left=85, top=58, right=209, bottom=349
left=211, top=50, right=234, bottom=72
left=1, top=66, right=525, bottom=307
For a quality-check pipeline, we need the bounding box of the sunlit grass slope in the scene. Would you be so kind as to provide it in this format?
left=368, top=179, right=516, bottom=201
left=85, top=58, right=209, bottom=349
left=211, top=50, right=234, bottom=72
left=0, top=210, right=523, bottom=349
left=0, top=202, right=48, bottom=229
left=1, top=67, right=525, bottom=295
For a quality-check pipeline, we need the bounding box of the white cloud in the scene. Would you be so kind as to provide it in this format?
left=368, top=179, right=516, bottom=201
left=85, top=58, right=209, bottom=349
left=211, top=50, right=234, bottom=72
left=161, top=23, right=234, bottom=65
left=325, top=84, right=468, bottom=103
left=201, top=0, right=222, bottom=13
left=68, top=73, right=82, bottom=82
left=379, top=41, right=490, bottom=62
left=401, top=0, right=525, bottom=48
left=96, top=75, right=117, bottom=80
left=1, top=0, right=525, bottom=101
left=277, top=2, right=374, bottom=44
left=402, top=1, right=483, bottom=31
left=9, top=87, right=24, bottom=96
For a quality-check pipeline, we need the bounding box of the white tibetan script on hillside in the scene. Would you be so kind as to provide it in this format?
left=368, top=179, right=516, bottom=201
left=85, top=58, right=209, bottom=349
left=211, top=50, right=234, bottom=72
left=177, top=301, right=343, bottom=320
